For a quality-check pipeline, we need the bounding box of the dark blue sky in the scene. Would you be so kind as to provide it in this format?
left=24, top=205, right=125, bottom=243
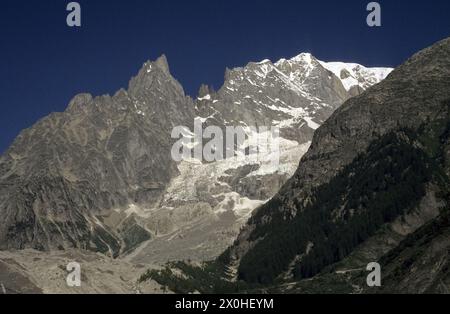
left=1, top=0, right=449, bottom=153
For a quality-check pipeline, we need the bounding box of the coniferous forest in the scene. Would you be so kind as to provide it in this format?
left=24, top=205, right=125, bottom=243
left=236, top=125, right=448, bottom=284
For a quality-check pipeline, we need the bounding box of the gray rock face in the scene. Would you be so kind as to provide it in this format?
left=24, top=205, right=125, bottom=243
left=0, top=56, right=194, bottom=255
left=0, top=50, right=391, bottom=262
left=227, top=37, right=450, bottom=276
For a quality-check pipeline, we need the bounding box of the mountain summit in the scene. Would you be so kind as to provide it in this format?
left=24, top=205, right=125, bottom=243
left=0, top=50, right=392, bottom=262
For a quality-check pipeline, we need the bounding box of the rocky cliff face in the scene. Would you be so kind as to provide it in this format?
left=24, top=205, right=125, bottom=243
left=0, top=50, right=391, bottom=262
left=225, top=38, right=450, bottom=286
left=0, top=55, right=194, bottom=256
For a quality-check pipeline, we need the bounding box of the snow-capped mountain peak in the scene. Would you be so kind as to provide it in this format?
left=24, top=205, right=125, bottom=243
left=0, top=50, right=394, bottom=264
left=318, top=60, right=393, bottom=91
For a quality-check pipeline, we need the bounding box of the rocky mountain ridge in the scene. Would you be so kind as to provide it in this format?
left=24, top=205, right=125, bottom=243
left=0, top=50, right=392, bottom=264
